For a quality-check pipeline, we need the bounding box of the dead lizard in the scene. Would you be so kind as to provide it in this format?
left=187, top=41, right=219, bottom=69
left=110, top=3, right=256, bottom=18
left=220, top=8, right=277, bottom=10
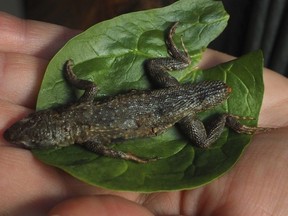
left=4, top=23, right=268, bottom=163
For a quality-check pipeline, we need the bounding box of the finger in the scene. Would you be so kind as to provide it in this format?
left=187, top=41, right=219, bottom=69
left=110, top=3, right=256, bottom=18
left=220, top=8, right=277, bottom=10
left=212, top=127, right=288, bottom=215
left=0, top=52, right=47, bottom=108
left=0, top=146, right=66, bottom=215
left=261, top=69, right=288, bottom=127
left=199, top=49, right=235, bottom=69
left=0, top=12, right=79, bottom=59
left=49, top=195, right=154, bottom=216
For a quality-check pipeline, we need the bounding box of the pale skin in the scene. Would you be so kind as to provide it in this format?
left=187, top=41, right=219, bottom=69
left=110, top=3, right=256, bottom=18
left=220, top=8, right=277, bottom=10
left=0, top=12, right=288, bottom=216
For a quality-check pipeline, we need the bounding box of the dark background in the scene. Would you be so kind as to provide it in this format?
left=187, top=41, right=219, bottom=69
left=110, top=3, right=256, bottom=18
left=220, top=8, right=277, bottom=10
left=21, top=0, right=288, bottom=76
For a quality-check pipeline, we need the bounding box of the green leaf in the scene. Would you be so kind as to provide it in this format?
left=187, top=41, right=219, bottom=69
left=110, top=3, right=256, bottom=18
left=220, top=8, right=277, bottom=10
left=33, top=0, right=264, bottom=192
left=36, top=0, right=229, bottom=109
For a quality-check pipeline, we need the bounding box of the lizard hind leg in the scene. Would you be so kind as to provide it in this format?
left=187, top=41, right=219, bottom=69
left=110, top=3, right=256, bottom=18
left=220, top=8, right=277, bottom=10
left=192, top=113, right=273, bottom=148
left=145, top=22, right=192, bottom=88
left=179, top=114, right=227, bottom=148
left=225, top=114, right=274, bottom=134
left=166, top=22, right=191, bottom=65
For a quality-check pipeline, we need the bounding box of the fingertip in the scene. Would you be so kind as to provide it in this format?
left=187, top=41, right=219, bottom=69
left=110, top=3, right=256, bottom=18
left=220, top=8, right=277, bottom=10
left=0, top=12, right=79, bottom=59
left=199, top=49, right=235, bottom=69
left=49, top=195, right=154, bottom=216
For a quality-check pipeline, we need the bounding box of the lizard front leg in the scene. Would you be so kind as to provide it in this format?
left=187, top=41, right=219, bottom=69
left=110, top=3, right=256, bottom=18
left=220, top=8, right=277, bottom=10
left=64, top=59, right=98, bottom=102
left=146, top=22, right=191, bottom=88
left=179, top=114, right=269, bottom=148
left=84, top=141, right=155, bottom=163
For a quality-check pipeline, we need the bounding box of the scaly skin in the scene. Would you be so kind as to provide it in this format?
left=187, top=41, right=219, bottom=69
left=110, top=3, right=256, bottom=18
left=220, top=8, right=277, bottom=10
left=4, top=23, right=266, bottom=163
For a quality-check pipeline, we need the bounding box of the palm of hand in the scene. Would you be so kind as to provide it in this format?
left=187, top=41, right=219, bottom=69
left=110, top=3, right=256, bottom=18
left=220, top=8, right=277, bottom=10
left=0, top=13, right=287, bottom=216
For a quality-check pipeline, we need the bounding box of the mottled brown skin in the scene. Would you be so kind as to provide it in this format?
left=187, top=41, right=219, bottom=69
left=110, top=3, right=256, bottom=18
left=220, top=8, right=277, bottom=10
left=4, top=23, right=266, bottom=163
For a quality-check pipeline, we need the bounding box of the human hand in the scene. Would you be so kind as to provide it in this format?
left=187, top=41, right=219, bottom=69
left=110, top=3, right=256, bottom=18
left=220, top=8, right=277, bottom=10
left=0, top=13, right=287, bottom=216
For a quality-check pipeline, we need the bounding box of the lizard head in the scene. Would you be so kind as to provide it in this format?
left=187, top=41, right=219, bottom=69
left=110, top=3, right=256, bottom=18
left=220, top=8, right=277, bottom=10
left=4, top=110, right=60, bottom=149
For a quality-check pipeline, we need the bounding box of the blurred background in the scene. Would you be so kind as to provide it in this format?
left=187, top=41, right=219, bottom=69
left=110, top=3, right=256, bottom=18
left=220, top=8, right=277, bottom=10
left=0, top=0, right=287, bottom=76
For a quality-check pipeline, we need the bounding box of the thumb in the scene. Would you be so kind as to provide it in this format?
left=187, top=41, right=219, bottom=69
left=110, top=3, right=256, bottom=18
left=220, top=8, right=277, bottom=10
left=49, top=195, right=154, bottom=216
